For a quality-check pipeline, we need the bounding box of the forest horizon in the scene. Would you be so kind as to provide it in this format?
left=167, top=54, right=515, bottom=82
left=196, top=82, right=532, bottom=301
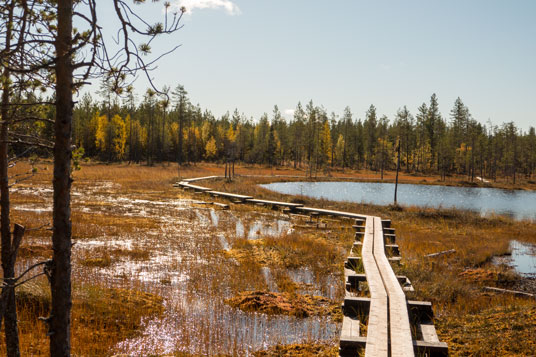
left=69, top=85, right=535, bottom=185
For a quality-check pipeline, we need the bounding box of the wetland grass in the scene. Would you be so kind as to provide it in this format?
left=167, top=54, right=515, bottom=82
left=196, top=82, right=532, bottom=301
left=207, top=172, right=536, bottom=355
left=8, top=161, right=536, bottom=355
left=11, top=161, right=346, bottom=355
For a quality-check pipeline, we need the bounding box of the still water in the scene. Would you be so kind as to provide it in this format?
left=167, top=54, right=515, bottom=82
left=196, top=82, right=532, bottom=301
left=507, top=241, right=536, bottom=277
left=260, top=181, right=536, bottom=221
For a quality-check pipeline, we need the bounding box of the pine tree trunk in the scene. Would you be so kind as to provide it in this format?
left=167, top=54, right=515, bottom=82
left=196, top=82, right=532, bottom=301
left=50, top=1, right=73, bottom=355
left=1, top=4, right=21, bottom=354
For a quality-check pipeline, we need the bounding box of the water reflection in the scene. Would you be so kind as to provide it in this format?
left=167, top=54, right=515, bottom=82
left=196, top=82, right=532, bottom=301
left=247, top=220, right=292, bottom=240
left=505, top=240, right=536, bottom=277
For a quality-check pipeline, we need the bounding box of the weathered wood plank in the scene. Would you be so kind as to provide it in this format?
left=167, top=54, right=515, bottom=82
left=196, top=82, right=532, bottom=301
left=295, top=206, right=367, bottom=220
left=182, top=176, right=220, bottom=182
left=420, top=322, right=440, bottom=343
left=182, top=183, right=211, bottom=191
left=363, top=217, right=389, bottom=357
left=213, top=202, right=230, bottom=210
left=346, top=272, right=411, bottom=286
left=206, top=191, right=253, bottom=201
left=346, top=255, right=402, bottom=268
left=413, top=340, right=449, bottom=356
left=373, top=217, right=414, bottom=357
left=244, top=198, right=304, bottom=208
left=383, top=233, right=396, bottom=243
left=385, top=244, right=400, bottom=255
left=341, top=316, right=361, bottom=339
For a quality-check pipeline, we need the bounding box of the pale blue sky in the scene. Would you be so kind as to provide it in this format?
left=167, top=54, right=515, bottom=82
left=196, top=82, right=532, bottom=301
left=93, top=0, right=536, bottom=130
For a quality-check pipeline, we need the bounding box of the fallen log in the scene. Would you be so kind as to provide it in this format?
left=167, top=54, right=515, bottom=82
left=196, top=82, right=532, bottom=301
left=484, top=286, right=535, bottom=299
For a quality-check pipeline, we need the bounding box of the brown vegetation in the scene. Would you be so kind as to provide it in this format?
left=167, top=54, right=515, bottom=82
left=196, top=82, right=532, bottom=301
left=226, top=291, right=340, bottom=320
left=254, top=343, right=338, bottom=357
left=8, top=161, right=536, bottom=355
left=8, top=280, right=164, bottom=355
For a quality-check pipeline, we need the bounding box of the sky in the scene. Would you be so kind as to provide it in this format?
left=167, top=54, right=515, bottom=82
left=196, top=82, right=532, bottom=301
left=93, top=0, right=536, bottom=130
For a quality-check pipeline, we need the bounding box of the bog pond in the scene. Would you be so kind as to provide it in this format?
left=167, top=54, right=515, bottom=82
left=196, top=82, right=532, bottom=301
left=260, top=181, right=536, bottom=221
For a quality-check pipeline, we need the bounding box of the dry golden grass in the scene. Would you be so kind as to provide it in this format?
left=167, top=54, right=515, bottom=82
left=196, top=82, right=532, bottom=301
left=254, top=342, right=338, bottom=357
left=226, top=291, right=340, bottom=319
left=204, top=173, right=536, bottom=356
left=6, top=161, right=536, bottom=356
left=6, top=278, right=163, bottom=356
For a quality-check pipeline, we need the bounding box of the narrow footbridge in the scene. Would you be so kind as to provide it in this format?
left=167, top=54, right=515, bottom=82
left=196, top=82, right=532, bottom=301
left=175, top=177, right=448, bottom=356
left=341, top=217, right=447, bottom=356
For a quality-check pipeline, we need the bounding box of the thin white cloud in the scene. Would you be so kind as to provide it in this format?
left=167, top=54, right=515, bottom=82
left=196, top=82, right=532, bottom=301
left=284, top=109, right=295, bottom=117
left=174, top=0, right=241, bottom=15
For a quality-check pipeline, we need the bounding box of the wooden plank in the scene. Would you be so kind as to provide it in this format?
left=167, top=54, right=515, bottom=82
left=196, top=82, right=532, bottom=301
left=346, top=272, right=410, bottom=286
left=183, top=183, right=211, bottom=191
left=385, top=244, right=400, bottom=255
left=355, top=218, right=366, bottom=226
left=346, top=255, right=401, bottom=267
left=420, top=322, right=440, bottom=343
left=340, top=335, right=367, bottom=353
left=295, top=206, right=367, bottom=220
left=373, top=217, right=414, bottom=357
left=407, top=300, right=434, bottom=321
left=362, top=217, right=389, bottom=357
left=340, top=316, right=366, bottom=356
left=343, top=296, right=371, bottom=314
left=213, top=202, right=230, bottom=210
left=244, top=198, right=303, bottom=208
left=355, top=231, right=365, bottom=238
left=353, top=225, right=366, bottom=232
left=341, top=315, right=361, bottom=339
left=413, top=340, right=448, bottom=356
left=182, top=176, right=220, bottom=182
left=206, top=191, right=253, bottom=201
left=344, top=297, right=434, bottom=315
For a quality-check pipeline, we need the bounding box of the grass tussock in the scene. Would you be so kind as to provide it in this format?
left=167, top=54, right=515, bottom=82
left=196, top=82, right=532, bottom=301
left=226, top=291, right=340, bottom=320
left=72, top=211, right=161, bottom=238
left=80, top=253, right=113, bottom=268
left=77, top=246, right=151, bottom=268
left=17, top=244, right=52, bottom=259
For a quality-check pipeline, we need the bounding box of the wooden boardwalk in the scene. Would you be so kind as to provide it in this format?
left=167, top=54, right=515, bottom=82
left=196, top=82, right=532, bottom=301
left=342, top=218, right=448, bottom=356
left=174, top=177, right=448, bottom=356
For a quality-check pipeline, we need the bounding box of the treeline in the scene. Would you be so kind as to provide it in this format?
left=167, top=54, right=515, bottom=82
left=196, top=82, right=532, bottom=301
left=73, top=86, right=536, bottom=183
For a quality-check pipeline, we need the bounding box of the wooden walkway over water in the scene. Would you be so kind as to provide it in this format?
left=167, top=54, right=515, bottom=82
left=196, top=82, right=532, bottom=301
left=175, top=177, right=448, bottom=356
